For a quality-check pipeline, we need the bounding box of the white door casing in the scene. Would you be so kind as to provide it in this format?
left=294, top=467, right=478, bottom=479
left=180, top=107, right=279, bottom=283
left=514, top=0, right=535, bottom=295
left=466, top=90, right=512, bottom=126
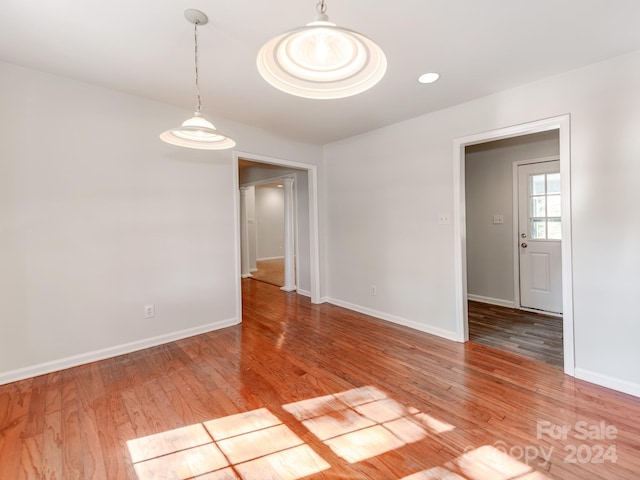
left=453, top=114, right=574, bottom=376
left=517, top=161, right=562, bottom=313
left=233, top=151, right=322, bottom=310
left=281, top=176, right=297, bottom=292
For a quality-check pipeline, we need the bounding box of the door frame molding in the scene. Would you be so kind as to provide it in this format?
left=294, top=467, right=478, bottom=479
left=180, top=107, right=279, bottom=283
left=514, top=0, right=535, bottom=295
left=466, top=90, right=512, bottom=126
left=511, top=156, right=560, bottom=313
left=453, top=115, right=575, bottom=375
left=233, top=151, right=321, bottom=313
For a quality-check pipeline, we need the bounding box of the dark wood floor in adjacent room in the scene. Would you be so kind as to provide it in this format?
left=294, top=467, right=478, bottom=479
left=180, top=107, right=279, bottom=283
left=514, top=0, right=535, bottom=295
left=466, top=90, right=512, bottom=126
left=1, top=280, right=639, bottom=479
left=468, top=300, right=564, bottom=368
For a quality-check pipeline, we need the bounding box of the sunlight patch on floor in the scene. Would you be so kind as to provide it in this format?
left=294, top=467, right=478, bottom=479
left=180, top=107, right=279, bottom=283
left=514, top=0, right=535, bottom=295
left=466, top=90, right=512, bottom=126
left=401, top=466, right=466, bottom=479
left=401, top=445, right=552, bottom=480
left=131, top=443, right=228, bottom=479
left=127, top=407, right=329, bottom=480
left=414, top=412, right=456, bottom=434
left=204, top=408, right=281, bottom=441
left=283, top=385, right=453, bottom=463
left=234, top=444, right=330, bottom=480
left=127, top=423, right=212, bottom=464
left=126, top=386, right=460, bottom=478
left=456, top=445, right=551, bottom=479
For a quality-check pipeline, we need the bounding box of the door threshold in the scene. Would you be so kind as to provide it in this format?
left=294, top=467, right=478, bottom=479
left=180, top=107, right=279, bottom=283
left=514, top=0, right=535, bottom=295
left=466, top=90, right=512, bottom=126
left=518, top=306, right=563, bottom=318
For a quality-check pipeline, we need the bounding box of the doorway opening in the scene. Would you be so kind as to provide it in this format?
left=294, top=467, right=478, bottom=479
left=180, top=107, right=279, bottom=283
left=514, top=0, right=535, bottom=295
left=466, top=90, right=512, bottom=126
left=453, top=115, right=575, bottom=375
left=464, top=132, right=563, bottom=367
left=233, top=151, right=321, bottom=319
left=243, top=180, right=289, bottom=288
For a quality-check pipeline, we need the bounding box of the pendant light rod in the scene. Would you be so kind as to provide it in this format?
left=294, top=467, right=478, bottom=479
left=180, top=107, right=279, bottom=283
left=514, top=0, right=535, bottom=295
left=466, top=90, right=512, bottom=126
left=185, top=8, right=207, bottom=114
left=160, top=9, right=236, bottom=150
left=187, top=10, right=206, bottom=113
left=193, top=20, right=202, bottom=113
left=313, top=0, right=329, bottom=22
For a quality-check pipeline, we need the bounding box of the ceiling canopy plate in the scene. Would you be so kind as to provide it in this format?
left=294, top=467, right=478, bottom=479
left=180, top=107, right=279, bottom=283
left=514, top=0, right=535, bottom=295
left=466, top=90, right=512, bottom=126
left=184, top=9, right=208, bottom=26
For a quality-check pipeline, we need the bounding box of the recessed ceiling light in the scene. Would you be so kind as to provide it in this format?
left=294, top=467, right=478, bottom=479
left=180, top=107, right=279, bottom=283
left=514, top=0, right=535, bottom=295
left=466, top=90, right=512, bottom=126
left=418, top=72, right=440, bottom=84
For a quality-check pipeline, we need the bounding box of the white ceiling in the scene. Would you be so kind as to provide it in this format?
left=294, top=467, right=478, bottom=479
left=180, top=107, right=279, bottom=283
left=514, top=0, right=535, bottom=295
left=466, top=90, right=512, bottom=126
left=2, top=1, right=640, bottom=145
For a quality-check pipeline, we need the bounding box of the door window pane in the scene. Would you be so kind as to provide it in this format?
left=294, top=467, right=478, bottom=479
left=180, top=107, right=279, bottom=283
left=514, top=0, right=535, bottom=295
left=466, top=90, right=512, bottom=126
left=547, top=173, right=561, bottom=194
left=527, top=171, right=561, bottom=240
left=531, top=219, right=546, bottom=239
left=530, top=196, right=546, bottom=217
left=531, top=175, right=546, bottom=195
left=548, top=218, right=562, bottom=239
left=547, top=194, right=561, bottom=217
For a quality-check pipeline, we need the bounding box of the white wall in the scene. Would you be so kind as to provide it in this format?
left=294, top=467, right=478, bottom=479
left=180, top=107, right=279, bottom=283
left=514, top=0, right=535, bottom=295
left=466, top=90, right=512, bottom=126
left=324, top=50, right=640, bottom=395
left=0, top=61, right=322, bottom=383
left=4, top=49, right=640, bottom=396
left=465, top=131, right=559, bottom=304
left=256, top=186, right=285, bottom=259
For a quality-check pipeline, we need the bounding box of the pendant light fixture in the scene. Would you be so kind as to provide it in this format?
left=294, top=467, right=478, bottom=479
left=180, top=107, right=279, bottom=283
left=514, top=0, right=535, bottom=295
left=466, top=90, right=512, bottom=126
left=257, top=0, right=387, bottom=99
left=160, top=9, right=236, bottom=150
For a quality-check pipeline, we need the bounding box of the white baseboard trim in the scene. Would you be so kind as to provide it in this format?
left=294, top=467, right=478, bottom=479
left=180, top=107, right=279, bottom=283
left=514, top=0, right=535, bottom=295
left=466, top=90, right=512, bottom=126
left=250, top=268, right=258, bottom=273
left=467, top=294, right=515, bottom=308
left=297, top=289, right=311, bottom=298
left=327, top=297, right=458, bottom=342
left=257, top=256, right=284, bottom=261
left=0, top=317, right=240, bottom=386
left=241, top=273, right=253, bottom=278
left=574, top=368, right=640, bottom=398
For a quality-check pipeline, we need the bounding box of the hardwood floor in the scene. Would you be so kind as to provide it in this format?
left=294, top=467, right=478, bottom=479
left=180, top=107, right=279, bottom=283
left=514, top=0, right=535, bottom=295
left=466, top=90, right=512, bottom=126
left=249, top=259, right=285, bottom=287
left=468, top=301, right=564, bottom=368
left=1, top=280, right=639, bottom=479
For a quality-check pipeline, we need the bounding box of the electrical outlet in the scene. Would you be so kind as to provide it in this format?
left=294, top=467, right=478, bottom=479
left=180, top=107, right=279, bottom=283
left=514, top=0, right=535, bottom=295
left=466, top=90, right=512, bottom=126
left=438, top=213, right=450, bottom=225
left=144, top=304, right=155, bottom=318
left=493, top=214, right=504, bottom=224
left=371, top=285, right=377, bottom=296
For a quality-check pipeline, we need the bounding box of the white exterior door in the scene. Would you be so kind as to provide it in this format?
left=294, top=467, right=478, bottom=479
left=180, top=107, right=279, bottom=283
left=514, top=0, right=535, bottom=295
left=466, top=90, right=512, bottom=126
left=518, top=161, right=563, bottom=313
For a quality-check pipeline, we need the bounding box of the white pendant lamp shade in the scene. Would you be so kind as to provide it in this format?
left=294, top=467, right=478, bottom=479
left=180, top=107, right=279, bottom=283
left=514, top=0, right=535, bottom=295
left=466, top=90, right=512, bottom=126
left=161, top=9, right=236, bottom=150
left=160, top=112, right=236, bottom=150
left=257, top=2, right=386, bottom=99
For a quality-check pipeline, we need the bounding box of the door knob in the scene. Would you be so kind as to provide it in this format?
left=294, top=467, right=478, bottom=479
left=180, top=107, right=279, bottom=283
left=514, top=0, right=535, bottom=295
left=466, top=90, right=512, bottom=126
left=521, top=242, right=528, bottom=248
